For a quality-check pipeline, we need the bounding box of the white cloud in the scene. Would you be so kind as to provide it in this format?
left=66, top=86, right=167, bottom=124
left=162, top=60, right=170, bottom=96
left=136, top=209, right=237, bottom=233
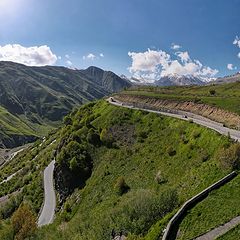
left=233, top=36, right=240, bottom=48
left=128, top=49, right=170, bottom=73
left=100, top=53, right=104, bottom=57
left=66, top=60, right=73, bottom=66
left=233, top=36, right=240, bottom=58
left=171, top=43, right=181, bottom=50
left=176, top=51, right=190, bottom=63
left=65, top=54, right=70, bottom=59
left=0, top=44, right=57, bottom=66
left=227, top=63, right=236, bottom=70
left=83, top=53, right=97, bottom=61
left=58, top=56, right=62, bottom=60
left=128, top=48, right=218, bottom=82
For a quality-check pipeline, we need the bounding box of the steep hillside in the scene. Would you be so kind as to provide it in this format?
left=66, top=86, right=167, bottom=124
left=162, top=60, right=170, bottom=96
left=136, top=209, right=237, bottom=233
left=0, top=61, right=131, bottom=147
left=0, top=100, right=234, bottom=240
left=0, top=106, right=37, bottom=148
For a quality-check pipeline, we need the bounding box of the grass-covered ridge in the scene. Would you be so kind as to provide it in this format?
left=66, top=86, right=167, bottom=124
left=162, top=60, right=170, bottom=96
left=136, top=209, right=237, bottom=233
left=121, top=82, right=240, bottom=115
left=27, top=100, right=233, bottom=240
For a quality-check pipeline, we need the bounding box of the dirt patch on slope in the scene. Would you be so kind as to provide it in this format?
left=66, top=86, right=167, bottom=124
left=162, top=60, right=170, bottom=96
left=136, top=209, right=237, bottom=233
left=114, top=94, right=240, bottom=129
left=109, top=124, right=135, bottom=146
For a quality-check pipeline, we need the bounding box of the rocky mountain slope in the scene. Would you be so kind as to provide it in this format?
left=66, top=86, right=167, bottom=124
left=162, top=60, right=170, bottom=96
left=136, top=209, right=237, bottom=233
left=210, top=72, right=240, bottom=84
left=0, top=61, right=131, bottom=147
left=155, top=74, right=204, bottom=86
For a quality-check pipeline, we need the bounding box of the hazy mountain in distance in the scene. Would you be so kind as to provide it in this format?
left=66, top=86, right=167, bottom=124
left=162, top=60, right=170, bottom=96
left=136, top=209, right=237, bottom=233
left=209, top=72, right=240, bottom=85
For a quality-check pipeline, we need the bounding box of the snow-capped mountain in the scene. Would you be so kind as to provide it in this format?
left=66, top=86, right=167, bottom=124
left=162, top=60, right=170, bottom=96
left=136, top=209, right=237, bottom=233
left=154, top=74, right=205, bottom=86
left=122, top=74, right=205, bottom=86
left=120, top=75, right=154, bottom=85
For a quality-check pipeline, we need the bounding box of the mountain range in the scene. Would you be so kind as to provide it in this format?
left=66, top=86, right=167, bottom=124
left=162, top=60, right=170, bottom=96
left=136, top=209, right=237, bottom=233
left=155, top=74, right=204, bottom=86
left=0, top=61, right=131, bottom=148
left=123, top=72, right=240, bottom=86
left=210, top=72, right=240, bottom=84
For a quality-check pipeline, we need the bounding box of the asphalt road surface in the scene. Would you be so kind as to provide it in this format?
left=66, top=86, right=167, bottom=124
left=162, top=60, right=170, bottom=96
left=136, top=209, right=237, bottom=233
left=195, top=216, right=240, bottom=240
left=38, top=160, right=56, bottom=227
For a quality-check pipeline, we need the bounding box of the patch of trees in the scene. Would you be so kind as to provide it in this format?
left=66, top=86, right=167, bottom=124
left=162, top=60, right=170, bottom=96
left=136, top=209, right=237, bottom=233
left=11, top=203, right=37, bottom=240
left=57, top=141, right=92, bottom=179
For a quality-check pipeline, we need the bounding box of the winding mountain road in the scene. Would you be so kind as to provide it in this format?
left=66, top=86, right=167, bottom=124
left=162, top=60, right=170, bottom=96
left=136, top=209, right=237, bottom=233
left=38, top=160, right=56, bottom=227
left=108, top=98, right=240, bottom=141
left=36, top=98, right=240, bottom=231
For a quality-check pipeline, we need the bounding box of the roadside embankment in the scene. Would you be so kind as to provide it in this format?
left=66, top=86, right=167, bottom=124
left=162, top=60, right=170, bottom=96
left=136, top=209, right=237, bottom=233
left=114, top=94, right=240, bottom=129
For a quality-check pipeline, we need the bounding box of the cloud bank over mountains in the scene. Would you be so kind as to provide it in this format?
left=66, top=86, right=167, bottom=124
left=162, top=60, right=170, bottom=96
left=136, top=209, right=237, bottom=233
left=128, top=46, right=218, bottom=82
left=0, top=44, right=57, bottom=66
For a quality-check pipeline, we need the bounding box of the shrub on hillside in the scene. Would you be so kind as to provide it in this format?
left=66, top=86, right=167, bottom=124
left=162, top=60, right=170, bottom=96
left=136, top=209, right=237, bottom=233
left=112, top=189, right=178, bottom=235
left=199, top=149, right=210, bottom=162
left=87, top=128, right=100, bottom=145
left=209, top=89, right=216, bottom=95
left=11, top=203, right=36, bottom=240
left=63, top=115, right=72, bottom=126
left=155, top=170, right=166, bottom=184
left=114, top=176, right=130, bottom=195
left=137, top=130, right=148, bottom=143
left=100, top=128, right=113, bottom=146
left=192, top=130, right=201, bottom=139
left=0, top=194, right=23, bottom=220
left=219, top=143, right=240, bottom=170
left=167, top=146, right=176, bottom=156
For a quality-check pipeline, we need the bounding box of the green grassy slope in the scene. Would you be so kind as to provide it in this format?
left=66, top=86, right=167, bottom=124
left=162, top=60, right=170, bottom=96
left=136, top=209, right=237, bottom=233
left=122, top=82, right=240, bottom=115
left=31, top=101, right=233, bottom=240
left=0, top=106, right=34, bottom=135
left=177, top=174, right=240, bottom=239
left=0, top=106, right=38, bottom=147
left=0, top=100, right=237, bottom=240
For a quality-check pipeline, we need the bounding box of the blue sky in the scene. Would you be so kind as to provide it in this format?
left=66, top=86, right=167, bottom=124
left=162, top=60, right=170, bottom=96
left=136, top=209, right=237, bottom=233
left=0, top=0, right=240, bottom=80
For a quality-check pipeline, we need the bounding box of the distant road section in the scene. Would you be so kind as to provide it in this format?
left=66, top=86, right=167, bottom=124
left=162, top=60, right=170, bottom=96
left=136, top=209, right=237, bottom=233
left=38, top=160, right=56, bottom=227
left=108, top=98, right=240, bottom=141
left=195, top=215, right=240, bottom=240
